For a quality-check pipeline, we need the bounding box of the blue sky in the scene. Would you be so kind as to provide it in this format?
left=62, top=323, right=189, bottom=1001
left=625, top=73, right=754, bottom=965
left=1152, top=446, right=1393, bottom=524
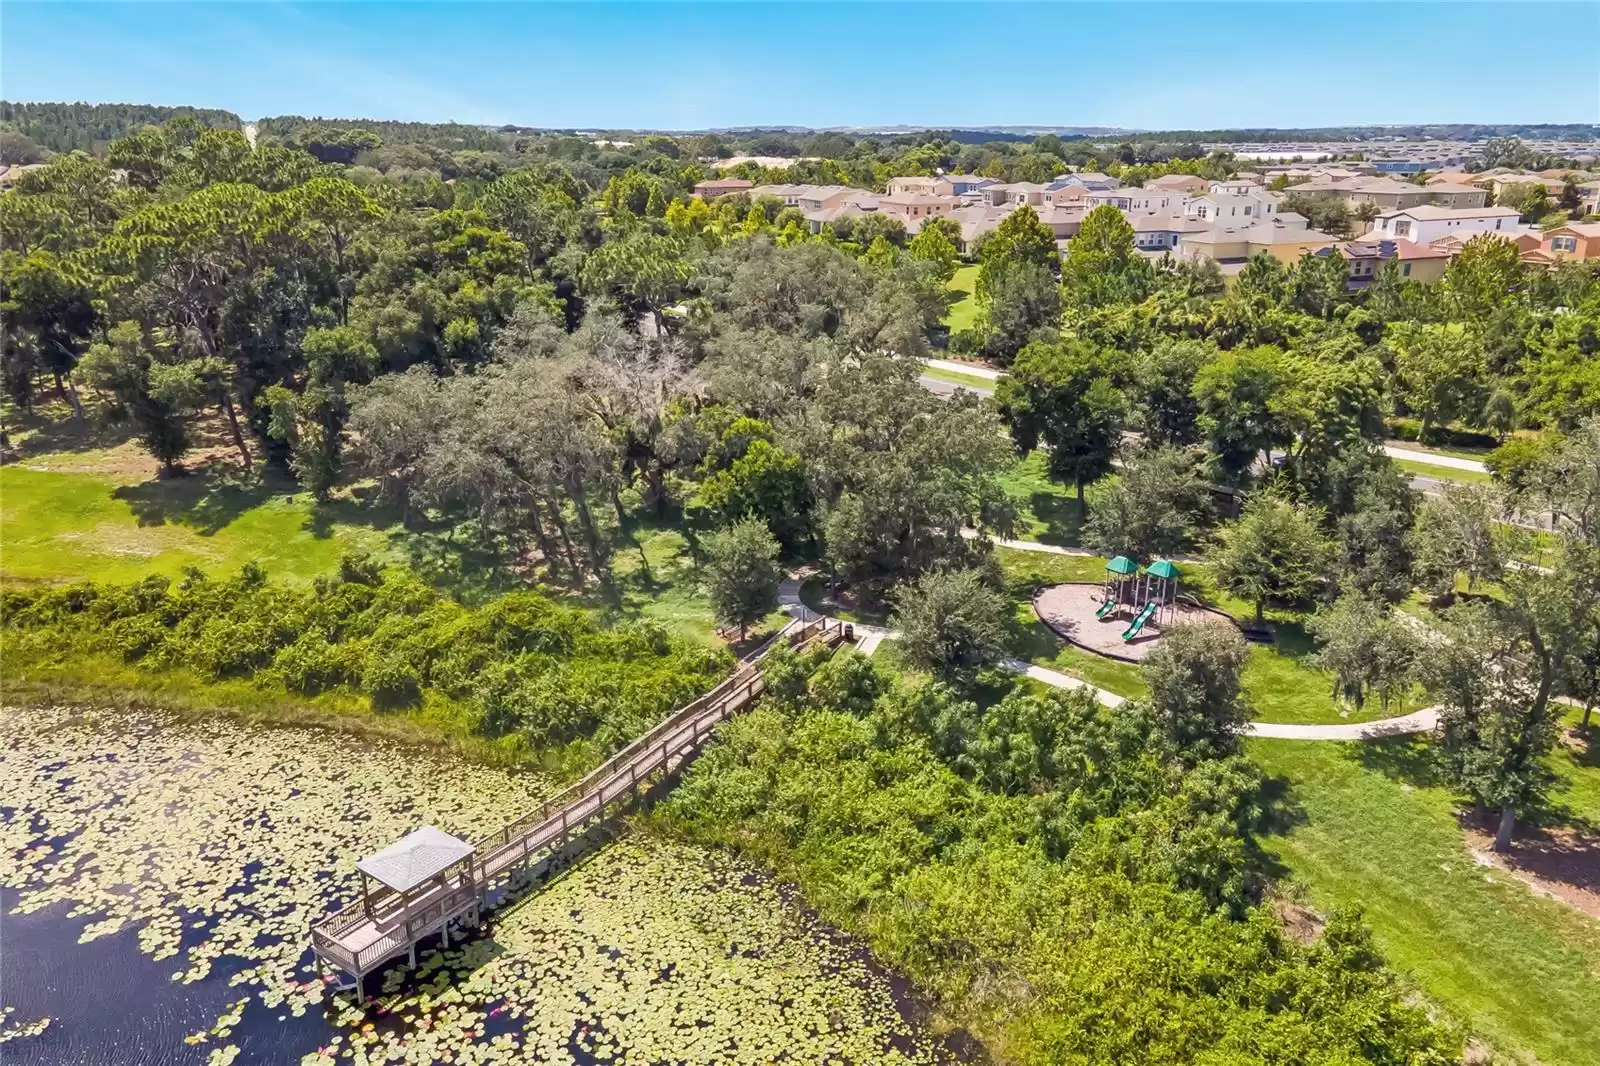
left=2, top=2, right=1596, bottom=131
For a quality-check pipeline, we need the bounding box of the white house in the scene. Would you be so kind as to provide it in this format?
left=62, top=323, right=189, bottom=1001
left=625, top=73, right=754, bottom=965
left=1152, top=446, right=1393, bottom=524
left=1184, top=191, right=1280, bottom=223
left=1363, top=205, right=1525, bottom=245
left=1057, top=171, right=1121, bottom=191
left=1209, top=178, right=1264, bottom=196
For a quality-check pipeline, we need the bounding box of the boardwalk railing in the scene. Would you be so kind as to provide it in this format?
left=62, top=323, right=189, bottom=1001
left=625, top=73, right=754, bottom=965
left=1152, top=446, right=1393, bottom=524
left=311, top=615, right=847, bottom=979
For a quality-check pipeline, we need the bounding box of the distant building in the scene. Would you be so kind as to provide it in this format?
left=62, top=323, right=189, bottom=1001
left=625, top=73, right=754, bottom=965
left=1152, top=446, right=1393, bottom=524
left=1143, top=174, right=1210, bottom=194
left=692, top=178, right=754, bottom=199
left=1056, top=171, right=1121, bottom=191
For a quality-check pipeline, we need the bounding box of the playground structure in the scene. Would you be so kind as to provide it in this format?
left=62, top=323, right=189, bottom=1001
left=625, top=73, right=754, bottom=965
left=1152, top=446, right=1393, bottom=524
left=1096, top=556, right=1185, bottom=639
left=1036, top=556, right=1235, bottom=663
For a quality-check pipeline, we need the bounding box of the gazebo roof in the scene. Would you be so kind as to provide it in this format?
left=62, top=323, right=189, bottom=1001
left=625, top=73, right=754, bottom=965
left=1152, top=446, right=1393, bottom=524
left=1106, top=555, right=1138, bottom=575
left=356, top=826, right=475, bottom=893
left=1146, top=559, right=1181, bottom=579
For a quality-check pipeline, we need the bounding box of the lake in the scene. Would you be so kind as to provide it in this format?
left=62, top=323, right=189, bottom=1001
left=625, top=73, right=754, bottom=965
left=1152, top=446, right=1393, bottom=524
left=1, top=705, right=959, bottom=1065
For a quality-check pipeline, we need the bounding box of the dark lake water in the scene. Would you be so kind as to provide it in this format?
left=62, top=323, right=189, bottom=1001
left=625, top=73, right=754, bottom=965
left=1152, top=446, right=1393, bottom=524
left=2, top=707, right=963, bottom=1065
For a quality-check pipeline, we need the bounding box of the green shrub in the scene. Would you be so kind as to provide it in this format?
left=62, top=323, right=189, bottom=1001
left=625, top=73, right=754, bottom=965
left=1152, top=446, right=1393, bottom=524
left=362, top=655, right=423, bottom=711
left=2, top=554, right=730, bottom=765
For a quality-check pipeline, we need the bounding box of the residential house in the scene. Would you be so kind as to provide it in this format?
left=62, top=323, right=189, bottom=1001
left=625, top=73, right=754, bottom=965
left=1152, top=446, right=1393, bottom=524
left=794, top=186, right=864, bottom=213
left=1363, top=205, right=1524, bottom=244
left=944, top=204, right=1021, bottom=254
left=1209, top=178, right=1264, bottom=196
left=1144, top=174, right=1210, bottom=194
left=877, top=193, right=959, bottom=225
left=1041, top=183, right=1090, bottom=207
left=983, top=182, right=1048, bottom=206
left=692, top=178, right=754, bottom=199
left=749, top=183, right=811, bottom=206
left=1184, top=191, right=1280, bottom=223
left=1340, top=177, right=1435, bottom=211
left=801, top=194, right=881, bottom=233
left=1084, top=190, right=1135, bottom=211
left=1486, top=173, right=1567, bottom=202
left=942, top=174, right=995, bottom=195
left=1522, top=222, right=1600, bottom=263
left=1576, top=181, right=1600, bottom=216
left=1324, top=239, right=1451, bottom=287
left=1035, top=204, right=1085, bottom=240
left=1131, top=212, right=1205, bottom=252
left=1420, top=181, right=1489, bottom=209
left=885, top=175, right=949, bottom=197
left=1178, top=212, right=1337, bottom=265
left=1056, top=171, right=1120, bottom=191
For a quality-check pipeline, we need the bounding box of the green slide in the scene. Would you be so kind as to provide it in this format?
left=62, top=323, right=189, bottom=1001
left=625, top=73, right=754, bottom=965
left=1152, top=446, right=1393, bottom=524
left=1096, top=598, right=1117, bottom=619
left=1122, top=601, right=1158, bottom=641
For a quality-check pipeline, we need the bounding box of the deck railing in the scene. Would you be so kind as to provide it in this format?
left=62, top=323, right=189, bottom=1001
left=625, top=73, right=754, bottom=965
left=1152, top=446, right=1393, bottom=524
left=311, top=615, right=845, bottom=972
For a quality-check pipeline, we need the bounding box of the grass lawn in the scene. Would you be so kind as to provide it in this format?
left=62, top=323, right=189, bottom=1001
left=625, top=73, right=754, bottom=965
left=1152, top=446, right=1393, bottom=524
left=1251, top=733, right=1600, bottom=1065
left=942, top=263, right=981, bottom=333
left=998, top=452, right=1088, bottom=546
left=920, top=363, right=996, bottom=392
left=0, top=461, right=395, bottom=585
left=1393, top=457, right=1494, bottom=486
left=797, top=575, right=892, bottom=626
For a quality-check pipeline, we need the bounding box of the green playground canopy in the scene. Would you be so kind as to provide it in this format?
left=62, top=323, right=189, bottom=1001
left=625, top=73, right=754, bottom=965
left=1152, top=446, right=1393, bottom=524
left=1106, top=555, right=1137, bottom=575
left=1146, top=559, right=1181, bottom=579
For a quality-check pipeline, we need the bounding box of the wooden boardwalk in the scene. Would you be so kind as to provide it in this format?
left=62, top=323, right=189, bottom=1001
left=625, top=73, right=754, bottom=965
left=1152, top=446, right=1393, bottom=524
left=310, top=615, right=848, bottom=985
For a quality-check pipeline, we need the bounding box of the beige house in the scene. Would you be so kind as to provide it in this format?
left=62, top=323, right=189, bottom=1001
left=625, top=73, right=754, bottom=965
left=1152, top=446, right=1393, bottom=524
left=1487, top=174, right=1567, bottom=201
left=877, top=193, right=959, bottom=224
left=1179, top=213, right=1337, bottom=264
left=1294, top=175, right=1486, bottom=211
left=692, top=178, right=754, bottom=199
left=886, top=175, right=952, bottom=197
left=983, top=182, right=1048, bottom=206
left=1144, top=174, right=1210, bottom=194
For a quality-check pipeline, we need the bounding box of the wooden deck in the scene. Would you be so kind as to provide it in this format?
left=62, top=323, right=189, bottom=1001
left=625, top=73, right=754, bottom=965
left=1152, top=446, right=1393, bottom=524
left=310, top=615, right=848, bottom=981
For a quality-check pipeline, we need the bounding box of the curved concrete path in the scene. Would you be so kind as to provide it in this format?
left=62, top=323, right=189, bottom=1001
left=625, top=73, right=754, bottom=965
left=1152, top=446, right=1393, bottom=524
left=777, top=563, right=1436, bottom=742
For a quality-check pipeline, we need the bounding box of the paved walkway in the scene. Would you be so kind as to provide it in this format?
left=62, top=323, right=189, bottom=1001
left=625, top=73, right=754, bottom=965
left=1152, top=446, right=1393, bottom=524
left=924, top=358, right=1003, bottom=381
left=1381, top=443, right=1488, bottom=473
left=775, top=563, right=1435, bottom=742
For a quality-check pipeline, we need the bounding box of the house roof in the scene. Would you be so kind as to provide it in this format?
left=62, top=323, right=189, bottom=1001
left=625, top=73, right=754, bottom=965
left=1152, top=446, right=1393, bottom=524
left=1551, top=222, right=1600, bottom=238
left=1352, top=177, right=1431, bottom=194
left=1421, top=181, right=1484, bottom=195
left=694, top=178, right=753, bottom=190
left=1379, top=204, right=1520, bottom=221
left=357, top=826, right=475, bottom=893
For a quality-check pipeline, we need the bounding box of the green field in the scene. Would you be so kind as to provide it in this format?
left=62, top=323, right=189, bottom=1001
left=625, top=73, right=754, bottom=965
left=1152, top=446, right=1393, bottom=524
left=919, top=362, right=997, bottom=392
left=942, top=263, right=981, bottom=332
left=998, top=451, right=1086, bottom=545
left=1393, top=456, right=1494, bottom=485
left=0, top=460, right=394, bottom=585
left=1252, top=724, right=1600, bottom=1066
left=0, top=445, right=748, bottom=649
